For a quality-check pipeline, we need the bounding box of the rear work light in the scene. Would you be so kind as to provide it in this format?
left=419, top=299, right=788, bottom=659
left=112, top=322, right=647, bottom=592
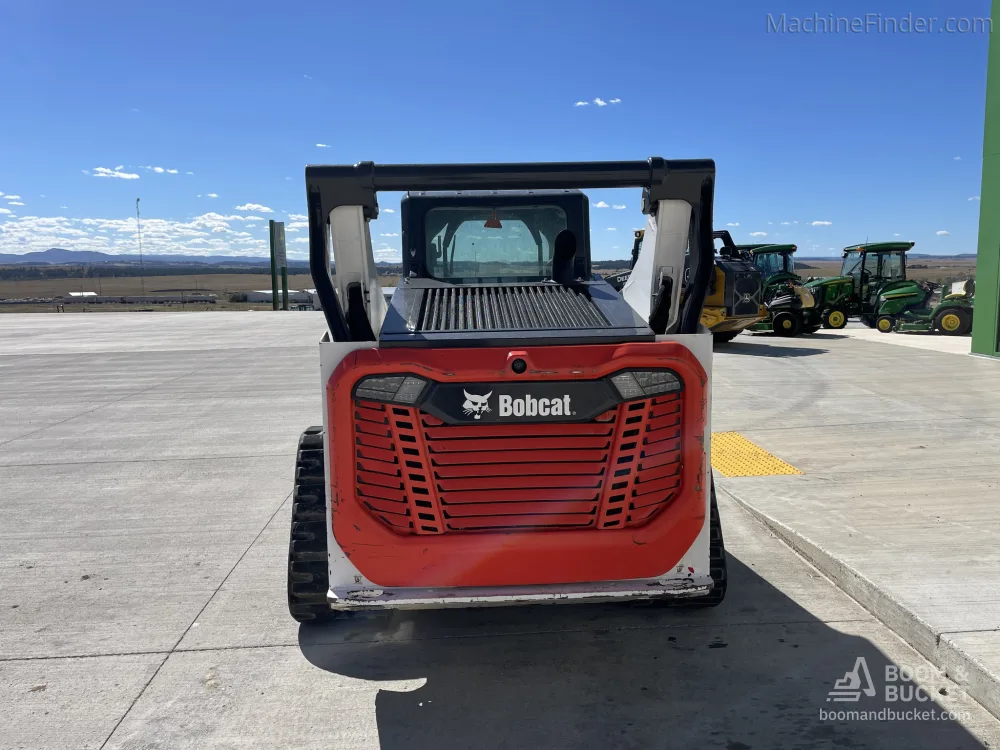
left=610, top=370, right=682, bottom=400
left=354, top=375, right=428, bottom=404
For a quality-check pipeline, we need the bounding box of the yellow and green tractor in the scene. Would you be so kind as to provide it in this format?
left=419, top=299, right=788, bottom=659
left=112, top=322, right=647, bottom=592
left=804, top=242, right=975, bottom=335
left=713, top=232, right=819, bottom=337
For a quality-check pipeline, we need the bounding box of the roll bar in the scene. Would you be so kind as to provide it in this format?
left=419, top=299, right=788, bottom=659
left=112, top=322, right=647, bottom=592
left=306, top=157, right=715, bottom=340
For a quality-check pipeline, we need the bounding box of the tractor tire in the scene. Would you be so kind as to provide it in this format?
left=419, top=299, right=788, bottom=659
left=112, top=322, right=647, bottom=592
left=685, top=478, right=728, bottom=607
left=935, top=307, right=972, bottom=336
left=713, top=331, right=741, bottom=344
left=875, top=315, right=896, bottom=333
left=822, top=309, right=848, bottom=329
left=288, top=426, right=336, bottom=624
left=772, top=311, right=803, bottom=337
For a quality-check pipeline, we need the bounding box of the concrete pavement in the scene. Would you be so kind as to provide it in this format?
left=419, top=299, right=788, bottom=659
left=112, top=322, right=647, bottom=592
left=715, top=329, right=1000, bottom=720
left=834, top=322, right=974, bottom=355
left=1, top=313, right=999, bottom=749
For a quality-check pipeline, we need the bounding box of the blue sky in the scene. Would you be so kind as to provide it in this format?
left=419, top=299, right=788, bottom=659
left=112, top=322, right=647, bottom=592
left=0, top=0, right=991, bottom=259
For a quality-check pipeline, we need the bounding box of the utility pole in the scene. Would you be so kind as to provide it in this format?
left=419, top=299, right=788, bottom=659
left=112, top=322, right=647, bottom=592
left=136, top=198, right=146, bottom=296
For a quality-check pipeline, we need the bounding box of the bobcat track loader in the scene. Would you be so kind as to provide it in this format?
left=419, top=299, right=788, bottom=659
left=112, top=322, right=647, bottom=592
left=289, top=158, right=726, bottom=621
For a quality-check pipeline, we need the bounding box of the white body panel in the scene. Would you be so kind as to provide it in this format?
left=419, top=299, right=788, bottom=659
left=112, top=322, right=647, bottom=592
left=622, top=201, right=691, bottom=334
left=329, top=206, right=389, bottom=334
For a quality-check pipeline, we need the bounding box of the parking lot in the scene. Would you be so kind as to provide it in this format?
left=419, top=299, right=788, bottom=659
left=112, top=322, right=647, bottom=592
left=1, top=313, right=998, bottom=749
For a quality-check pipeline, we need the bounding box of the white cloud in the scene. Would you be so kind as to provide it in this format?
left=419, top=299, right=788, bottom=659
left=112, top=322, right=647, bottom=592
left=316, top=143, right=331, bottom=148
left=606, top=227, right=616, bottom=231
left=811, top=220, right=832, bottom=226
left=288, top=213, right=307, bottom=220
left=0, top=208, right=12, bottom=215
left=953, top=156, right=962, bottom=161
left=936, top=230, right=950, bottom=236
left=292, top=237, right=310, bottom=244
left=239, top=215, right=265, bottom=221
left=186, top=171, right=194, bottom=175
left=8, top=201, right=25, bottom=206
left=380, top=232, right=399, bottom=237
left=609, top=98, right=621, bottom=104
left=5, top=194, right=21, bottom=200
left=969, top=196, right=981, bottom=201
left=793, top=220, right=799, bottom=224
left=166, top=169, right=179, bottom=174
left=246, top=224, right=256, bottom=228
left=383, top=208, right=395, bottom=214
left=60, top=205, right=68, bottom=209
left=594, top=98, right=607, bottom=107
left=767, top=221, right=773, bottom=225
left=612, top=204, right=626, bottom=210
left=373, top=246, right=402, bottom=262
left=749, top=231, right=768, bottom=237
left=0, top=211, right=278, bottom=257
left=574, top=101, right=588, bottom=107
left=206, top=193, right=218, bottom=198
left=780, top=221, right=791, bottom=225
left=92, top=166, right=140, bottom=180
left=726, top=222, right=739, bottom=227
left=153, top=167, right=164, bottom=173
left=592, top=201, right=610, bottom=208
left=235, top=203, right=272, bottom=212
left=893, top=233, right=901, bottom=237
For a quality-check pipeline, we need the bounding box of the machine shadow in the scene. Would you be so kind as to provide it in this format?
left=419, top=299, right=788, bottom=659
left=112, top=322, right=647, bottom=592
left=716, top=341, right=829, bottom=357
left=298, top=556, right=985, bottom=750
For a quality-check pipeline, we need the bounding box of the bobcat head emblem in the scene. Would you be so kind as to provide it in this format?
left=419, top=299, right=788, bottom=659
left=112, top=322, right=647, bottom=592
left=462, top=390, right=492, bottom=419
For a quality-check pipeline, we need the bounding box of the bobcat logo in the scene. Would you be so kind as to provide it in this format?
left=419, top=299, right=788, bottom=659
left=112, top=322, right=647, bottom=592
left=462, top=390, right=492, bottom=419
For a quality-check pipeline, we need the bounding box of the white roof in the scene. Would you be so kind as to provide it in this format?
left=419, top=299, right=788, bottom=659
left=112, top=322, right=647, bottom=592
left=68, top=292, right=98, bottom=297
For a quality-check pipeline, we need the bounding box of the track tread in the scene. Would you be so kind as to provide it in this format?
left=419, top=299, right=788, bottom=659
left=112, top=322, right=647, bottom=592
left=288, top=427, right=337, bottom=623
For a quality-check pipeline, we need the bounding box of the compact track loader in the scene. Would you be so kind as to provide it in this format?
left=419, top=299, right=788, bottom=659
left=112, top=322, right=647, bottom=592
left=289, top=158, right=726, bottom=621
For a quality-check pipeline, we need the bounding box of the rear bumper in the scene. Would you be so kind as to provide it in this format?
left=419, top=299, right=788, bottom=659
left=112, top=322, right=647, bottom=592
left=328, top=575, right=714, bottom=611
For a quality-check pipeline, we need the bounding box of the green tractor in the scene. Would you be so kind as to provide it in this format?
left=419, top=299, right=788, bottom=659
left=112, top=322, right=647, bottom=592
left=805, top=242, right=975, bottom=335
left=713, top=231, right=819, bottom=337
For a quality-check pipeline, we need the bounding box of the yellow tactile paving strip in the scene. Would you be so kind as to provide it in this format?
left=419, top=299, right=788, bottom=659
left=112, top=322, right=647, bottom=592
left=710, top=432, right=803, bottom=477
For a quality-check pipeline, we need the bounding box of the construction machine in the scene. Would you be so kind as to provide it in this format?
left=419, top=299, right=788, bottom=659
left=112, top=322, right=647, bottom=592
left=711, top=232, right=819, bottom=337
left=288, top=158, right=726, bottom=621
left=607, top=229, right=766, bottom=344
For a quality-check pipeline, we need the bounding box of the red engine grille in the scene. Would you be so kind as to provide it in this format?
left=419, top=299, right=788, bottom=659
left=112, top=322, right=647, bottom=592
left=352, top=393, right=683, bottom=534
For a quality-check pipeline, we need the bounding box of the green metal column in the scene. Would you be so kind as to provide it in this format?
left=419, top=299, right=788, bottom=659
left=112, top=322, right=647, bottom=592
left=268, top=220, right=280, bottom=311
left=973, top=1, right=1000, bottom=357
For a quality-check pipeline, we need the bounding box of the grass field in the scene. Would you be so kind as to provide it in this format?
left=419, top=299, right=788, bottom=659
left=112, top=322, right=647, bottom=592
left=0, top=259, right=978, bottom=313
left=794, top=258, right=977, bottom=283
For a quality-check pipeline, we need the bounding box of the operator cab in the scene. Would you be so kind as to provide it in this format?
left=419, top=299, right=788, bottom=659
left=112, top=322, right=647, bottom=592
left=379, top=190, right=653, bottom=346
left=748, top=245, right=798, bottom=279
left=840, top=242, right=913, bottom=306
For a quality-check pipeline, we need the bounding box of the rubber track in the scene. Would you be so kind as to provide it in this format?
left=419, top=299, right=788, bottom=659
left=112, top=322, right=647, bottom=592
left=692, top=477, right=728, bottom=606
left=287, top=426, right=335, bottom=623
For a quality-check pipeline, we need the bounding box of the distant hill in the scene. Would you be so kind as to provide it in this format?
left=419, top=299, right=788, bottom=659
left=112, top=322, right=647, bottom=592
left=0, top=248, right=309, bottom=267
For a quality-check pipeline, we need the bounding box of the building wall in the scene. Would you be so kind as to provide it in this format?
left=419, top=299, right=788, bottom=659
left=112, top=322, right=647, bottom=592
left=973, top=0, right=1000, bottom=357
